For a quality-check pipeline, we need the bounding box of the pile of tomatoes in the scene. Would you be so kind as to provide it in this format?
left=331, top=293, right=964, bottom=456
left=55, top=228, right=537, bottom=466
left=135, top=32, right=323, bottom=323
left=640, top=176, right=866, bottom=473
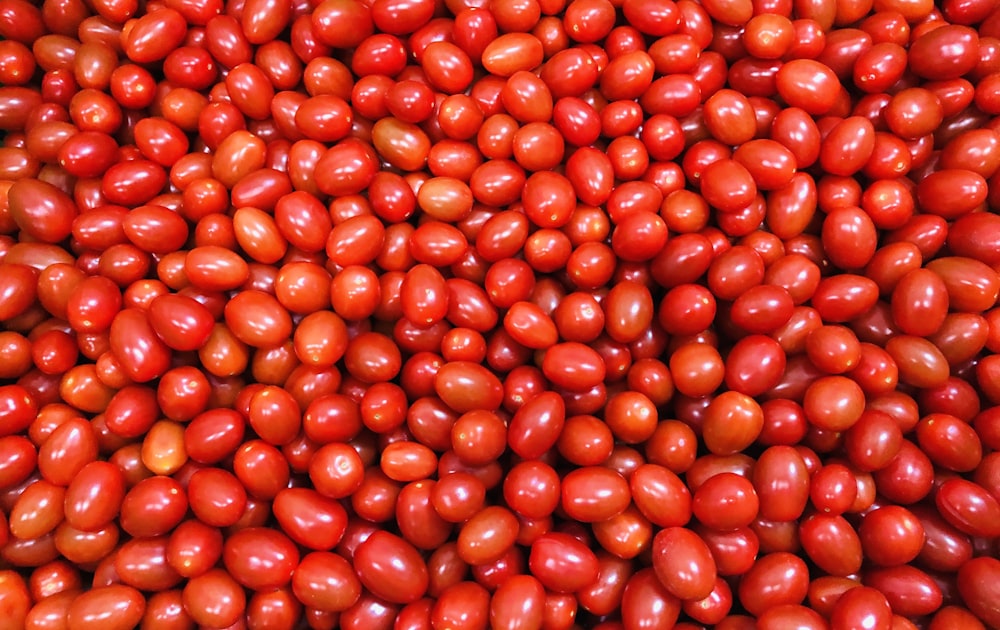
left=2, top=0, right=1000, bottom=627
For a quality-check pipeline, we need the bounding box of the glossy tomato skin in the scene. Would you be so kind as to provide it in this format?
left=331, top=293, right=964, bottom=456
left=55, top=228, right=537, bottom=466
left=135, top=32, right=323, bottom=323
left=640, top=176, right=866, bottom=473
left=147, top=294, right=215, bottom=351
left=957, top=557, right=1000, bottom=628
left=798, top=513, right=863, bottom=576
left=934, top=478, right=1000, bottom=538
left=67, top=584, right=146, bottom=630
left=182, top=568, right=246, bottom=628
left=64, top=461, right=125, bottom=532
left=0, top=570, right=30, bottom=627
left=109, top=309, right=172, bottom=382
left=863, top=565, right=943, bottom=618
left=222, top=527, right=299, bottom=591
left=752, top=446, right=809, bottom=522
left=621, top=568, right=681, bottom=630
left=858, top=505, right=925, bottom=567
left=353, top=531, right=429, bottom=604
left=651, top=527, right=717, bottom=601
left=829, top=586, right=893, bottom=630
left=528, top=532, right=599, bottom=593
left=738, top=552, right=810, bottom=617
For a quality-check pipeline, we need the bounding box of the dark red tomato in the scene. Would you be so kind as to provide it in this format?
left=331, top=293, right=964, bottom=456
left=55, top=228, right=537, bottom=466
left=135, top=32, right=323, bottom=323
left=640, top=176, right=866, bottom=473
left=223, top=528, right=299, bottom=591
left=507, top=391, right=565, bottom=460
left=752, top=446, right=809, bottom=522
left=934, top=478, right=1000, bottom=538
left=542, top=343, right=606, bottom=391
left=67, top=585, right=146, bottom=630
left=798, top=513, right=862, bottom=576
left=916, top=169, right=988, bottom=219
left=692, top=472, right=760, bottom=530
left=957, top=557, right=1000, bottom=628
left=182, top=568, right=246, bottom=629
left=147, top=294, right=214, bottom=352
left=775, top=59, right=840, bottom=115
left=912, top=504, right=973, bottom=578
left=63, top=461, right=125, bottom=532
left=857, top=505, right=925, bottom=568
left=490, top=574, right=546, bottom=629
left=821, top=207, right=878, bottom=271
left=909, top=25, right=980, bottom=80
left=738, top=552, right=810, bottom=616
left=293, top=551, right=360, bottom=613
left=820, top=117, right=876, bottom=177
left=110, top=309, right=170, bottom=383
left=621, top=569, right=681, bottom=630
left=273, top=487, right=347, bottom=551
left=670, top=343, right=725, bottom=397
left=248, top=386, right=301, bottom=446
left=8, top=479, right=65, bottom=540
left=166, top=520, right=223, bottom=580
left=37, top=417, right=96, bottom=487
left=104, top=385, right=160, bottom=439
left=124, top=8, right=187, bottom=63
left=353, top=531, right=429, bottom=604
left=114, top=536, right=183, bottom=592
left=651, top=527, right=717, bottom=601
left=915, top=413, right=982, bottom=472
left=456, top=505, right=519, bottom=567
left=432, top=361, right=503, bottom=414
left=863, top=565, right=943, bottom=617
left=8, top=179, right=77, bottom=243
left=828, top=586, right=892, bottom=630
left=925, top=257, right=999, bottom=313
left=700, top=159, right=757, bottom=213
left=844, top=409, right=903, bottom=472
left=702, top=392, right=764, bottom=455
left=186, top=467, right=247, bottom=528
left=223, top=289, right=293, bottom=349
left=561, top=466, right=631, bottom=523
left=529, top=532, right=600, bottom=593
